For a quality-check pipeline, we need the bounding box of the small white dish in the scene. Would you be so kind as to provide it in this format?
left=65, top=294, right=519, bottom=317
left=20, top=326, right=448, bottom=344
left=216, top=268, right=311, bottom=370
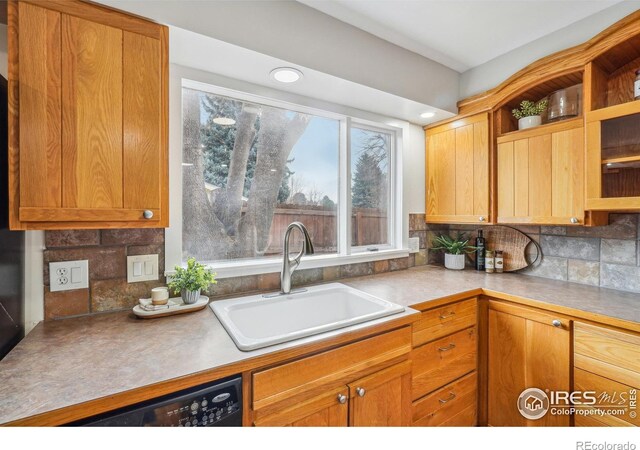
left=133, top=296, right=209, bottom=319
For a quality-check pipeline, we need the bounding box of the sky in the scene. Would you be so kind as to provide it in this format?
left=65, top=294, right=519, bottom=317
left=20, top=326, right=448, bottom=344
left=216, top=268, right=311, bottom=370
left=289, top=117, right=339, bottom=202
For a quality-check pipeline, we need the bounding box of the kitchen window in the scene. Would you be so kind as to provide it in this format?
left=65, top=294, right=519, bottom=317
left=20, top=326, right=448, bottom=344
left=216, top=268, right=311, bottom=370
left=174, top=79, right=403, bottom=277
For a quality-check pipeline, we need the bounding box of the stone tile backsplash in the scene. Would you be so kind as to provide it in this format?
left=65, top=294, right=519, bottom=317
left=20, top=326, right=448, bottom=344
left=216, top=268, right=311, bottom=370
left=43, top=213, right=639, bottom=321
left=42, top=221, right=430, bottom=320
left=418, top=213, right=640, bottom=294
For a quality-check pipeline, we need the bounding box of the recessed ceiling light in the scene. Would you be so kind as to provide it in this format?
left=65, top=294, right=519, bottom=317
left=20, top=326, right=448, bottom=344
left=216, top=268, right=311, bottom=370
left=182, top=162, right=194, bottom=167
left=213, top=117, right=236, bottom=126
left=420, top=112, right=436, bottom=119
left=270, top=67, right=303, bottom=83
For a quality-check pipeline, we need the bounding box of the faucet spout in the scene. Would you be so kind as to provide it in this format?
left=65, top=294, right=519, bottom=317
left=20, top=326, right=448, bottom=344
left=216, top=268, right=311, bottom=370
left=280, top=222, right=314, bottom=295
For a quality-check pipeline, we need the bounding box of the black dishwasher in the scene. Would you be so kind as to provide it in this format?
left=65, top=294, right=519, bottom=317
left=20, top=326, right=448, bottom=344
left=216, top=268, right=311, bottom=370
left=74, top=375, right=242, bottom=427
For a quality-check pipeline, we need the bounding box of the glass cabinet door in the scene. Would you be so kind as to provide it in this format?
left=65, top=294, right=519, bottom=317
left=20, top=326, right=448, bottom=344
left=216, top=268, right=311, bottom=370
left=600, top=113, right=640, bottom=199
left=586, top=102, right=640, bottom=210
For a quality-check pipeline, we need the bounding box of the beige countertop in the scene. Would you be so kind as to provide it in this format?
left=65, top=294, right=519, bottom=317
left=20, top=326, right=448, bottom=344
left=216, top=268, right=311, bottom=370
left=1, top=265, right=639, bottom=425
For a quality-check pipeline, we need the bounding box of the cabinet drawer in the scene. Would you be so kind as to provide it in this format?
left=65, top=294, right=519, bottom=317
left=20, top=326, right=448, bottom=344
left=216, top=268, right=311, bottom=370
left=574, top=323, right=640, bottom=386
left=412, top=326, right=477, bottom=400
left=413, top=298, right=477, bottom=346
left=413, top=371, right=477, bottom=426
left=439, top=404, right=477, bottom=427
left=574, top=368, right=639, bottom=426
left=252, top=327, right=411, bottom=411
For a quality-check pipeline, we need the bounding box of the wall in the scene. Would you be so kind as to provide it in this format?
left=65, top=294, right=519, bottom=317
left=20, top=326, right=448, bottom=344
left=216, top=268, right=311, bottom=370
left=418, top=214, right=640, bottom=294
left=42, top=221, right=429, bottom=320
left=459, top=2, right=640, bottom=98
left=98, top=0, right=460, bottom=112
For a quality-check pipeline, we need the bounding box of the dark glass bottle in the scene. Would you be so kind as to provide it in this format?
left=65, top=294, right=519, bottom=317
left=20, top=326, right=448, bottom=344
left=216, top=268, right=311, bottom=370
left=475, top=230, right=486, bottom=271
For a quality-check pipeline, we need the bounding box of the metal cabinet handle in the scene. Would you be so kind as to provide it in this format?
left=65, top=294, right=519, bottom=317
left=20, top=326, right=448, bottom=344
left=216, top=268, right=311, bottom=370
left=438, top=392, right=457, bottom=404
left=143, top=210, right=154, bottom=219
left=479, top=216, right=486, bottom=222
left=439, top=311, right=456, bottom=320
left=570, top=217, right=579, bottom=224
left=356, top=387, right=366, bottom=397
left=337, top=394, right=347, bottom=404
left=438, top=343, right=456, bottom=352
left=552, top=319, right=562, bottom=328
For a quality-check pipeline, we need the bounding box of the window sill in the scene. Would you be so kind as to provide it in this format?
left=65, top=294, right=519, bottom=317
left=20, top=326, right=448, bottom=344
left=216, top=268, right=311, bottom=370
left=165, top=249, right=410, bottom=279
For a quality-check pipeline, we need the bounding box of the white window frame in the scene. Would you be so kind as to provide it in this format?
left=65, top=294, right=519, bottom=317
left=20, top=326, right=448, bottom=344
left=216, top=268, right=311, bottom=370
left=166, top=75, right=406, bottom=279
left=349, top=121, right=398, bottom=254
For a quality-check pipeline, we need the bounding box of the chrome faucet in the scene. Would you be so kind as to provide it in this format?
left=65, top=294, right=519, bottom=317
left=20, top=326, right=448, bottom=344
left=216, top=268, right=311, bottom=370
left=280, top=222, right=314, bottom=295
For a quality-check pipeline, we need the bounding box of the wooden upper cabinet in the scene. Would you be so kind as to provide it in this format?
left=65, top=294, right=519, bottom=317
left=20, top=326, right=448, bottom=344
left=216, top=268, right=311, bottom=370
left=425, top=113, right=490, bottom=224
left=585, top=101, right=640, bottom=211
left=8, top=0, right=168, bottom=230
left=497, top=119, right=585, bottom=225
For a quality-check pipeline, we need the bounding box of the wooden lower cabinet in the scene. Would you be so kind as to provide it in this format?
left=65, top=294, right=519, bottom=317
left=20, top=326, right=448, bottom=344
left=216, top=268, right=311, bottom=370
left=487, top=302, right=571, bottom=426
left=254, top=387, right=349, bottom=427
left=413, top=372, right=478, bottom=426
left=250, top=328, right=413, bottom=427
left=349, top=361, right=412, bottom=427
left=574, top=322, right=640, bottom=427
left=254, top=362, right=412, bottom=427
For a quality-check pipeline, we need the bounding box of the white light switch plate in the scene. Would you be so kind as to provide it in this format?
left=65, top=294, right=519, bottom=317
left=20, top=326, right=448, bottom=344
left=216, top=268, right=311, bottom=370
left=50, top=260, right=89, bottom=292
left=127, top=254, right=159, bottom=283
left=408, top=237, right=420, bottom=253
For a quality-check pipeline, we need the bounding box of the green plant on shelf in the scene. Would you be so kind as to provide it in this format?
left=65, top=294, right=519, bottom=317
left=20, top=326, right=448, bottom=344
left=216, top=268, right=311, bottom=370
left=430, top=233, right=478, bottom=255
left=512, top=99, right=548, bottom=119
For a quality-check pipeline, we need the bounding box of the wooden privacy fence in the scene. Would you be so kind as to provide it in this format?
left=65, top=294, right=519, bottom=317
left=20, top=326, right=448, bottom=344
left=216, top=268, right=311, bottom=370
left=252, top=205, right=388, bottom=255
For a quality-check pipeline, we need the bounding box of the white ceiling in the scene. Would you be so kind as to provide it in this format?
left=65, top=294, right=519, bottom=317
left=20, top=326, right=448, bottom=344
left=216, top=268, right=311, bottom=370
left=299, top=0, right=622, bottom=72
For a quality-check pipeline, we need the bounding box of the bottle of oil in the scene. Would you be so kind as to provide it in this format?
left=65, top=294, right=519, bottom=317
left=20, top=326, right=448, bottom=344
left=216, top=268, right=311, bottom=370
left=475, top=230, right=486, bottom=271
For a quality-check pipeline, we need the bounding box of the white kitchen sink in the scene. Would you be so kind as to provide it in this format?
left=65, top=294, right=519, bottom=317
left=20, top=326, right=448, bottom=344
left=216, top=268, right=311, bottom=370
left=210, top=283, right=404, bottom=351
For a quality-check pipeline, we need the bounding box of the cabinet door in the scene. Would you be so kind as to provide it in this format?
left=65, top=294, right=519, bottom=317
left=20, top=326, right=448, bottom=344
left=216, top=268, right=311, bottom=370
left=8, top=0, right=168, bottom=230
left=497, top=120, right=584, bottom=225
left=349, top=361, right=412, bottom=427
left=425, top=113, right=490, bottom=224
left=586, top=104, right=640, bottom=211
left=61, top=14, right=123, bottom=210
left=254, top=387, right=348, bottom=427
left=488, top=306, right=570, bottom=427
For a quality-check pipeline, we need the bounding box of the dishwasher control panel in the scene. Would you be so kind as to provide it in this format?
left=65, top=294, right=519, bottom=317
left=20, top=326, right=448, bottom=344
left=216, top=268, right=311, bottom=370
left=77, top=375, right=242, bottom=427
left=162, top=388, right=240, bottom=427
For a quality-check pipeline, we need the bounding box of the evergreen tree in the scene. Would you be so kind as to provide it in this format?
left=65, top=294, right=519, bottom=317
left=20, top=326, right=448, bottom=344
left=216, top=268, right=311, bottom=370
left=352, top=152, right=386, bottom=209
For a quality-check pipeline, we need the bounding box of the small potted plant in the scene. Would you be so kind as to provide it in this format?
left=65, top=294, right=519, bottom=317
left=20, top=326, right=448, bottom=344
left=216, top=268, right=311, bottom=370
left=431, top=233, right=477, bottom=270
left=512, top=99, right=548, bottom=130
left=168, top=257, right=217, bottom=304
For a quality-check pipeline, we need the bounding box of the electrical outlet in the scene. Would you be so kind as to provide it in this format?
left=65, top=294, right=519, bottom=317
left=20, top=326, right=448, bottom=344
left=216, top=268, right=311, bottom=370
left=408, top=237, right=420, bottom=253
left=127, top=254, right=159, bottom=283
left=49, top=260, right=88, bottom=292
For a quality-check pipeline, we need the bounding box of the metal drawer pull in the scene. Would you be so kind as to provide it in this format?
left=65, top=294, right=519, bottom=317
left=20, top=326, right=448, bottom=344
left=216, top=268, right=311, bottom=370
left=438, top=343, right=456, bottom=352
left=356, top=387, right=366, bottom=397
left=337, top=394, right=347, bottom=404
left=439, top=392, right=457, bottom=404
left=552, top=319, right=562, bottom=328
left=143, top=210, right=154, bottom=219
left=439, top=312, right=456, bottom=319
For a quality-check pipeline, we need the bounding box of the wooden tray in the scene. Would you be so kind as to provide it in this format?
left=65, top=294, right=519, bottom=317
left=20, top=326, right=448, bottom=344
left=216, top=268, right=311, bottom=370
left=133, top=296, right=209, bottom=319
left=468, top=226, right=539, bottom=272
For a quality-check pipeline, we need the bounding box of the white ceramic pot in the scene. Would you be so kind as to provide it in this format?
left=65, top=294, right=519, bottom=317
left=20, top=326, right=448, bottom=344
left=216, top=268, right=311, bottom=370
left=518, top=115, right=542, bottom=130
left=444, top=253, right=466, bottom=270
left=181, top=289, right=201, bottom=305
